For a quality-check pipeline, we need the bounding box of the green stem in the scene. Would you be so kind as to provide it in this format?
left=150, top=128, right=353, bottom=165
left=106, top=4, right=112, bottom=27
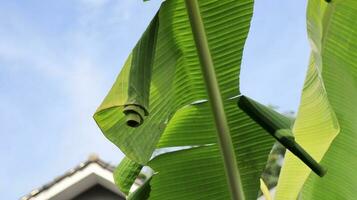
left=184, top=1, right=245, bottom=200
left=238, top=96, right=327, bottom=177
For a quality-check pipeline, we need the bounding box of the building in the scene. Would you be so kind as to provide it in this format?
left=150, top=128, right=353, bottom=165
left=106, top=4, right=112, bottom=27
left=21, top=155, right=137, bottom=200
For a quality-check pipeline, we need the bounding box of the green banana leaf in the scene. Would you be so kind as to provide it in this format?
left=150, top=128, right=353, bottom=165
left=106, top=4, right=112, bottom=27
left=94, top=0, right=254, bottom=164
left=112, top=97, right=287, bottom=199
left=113, top=97, right=324, bottom=199
left=94, top=0, right=328, bottom=198
left=140, top=99, right=277, bottom=200
left=114, top=157, right=143, bottom=195
left=276, top=0, right=357, bottom=199
left=95, top=0, right=277, bottom=198
left=127, top=178, right=152, bottom=200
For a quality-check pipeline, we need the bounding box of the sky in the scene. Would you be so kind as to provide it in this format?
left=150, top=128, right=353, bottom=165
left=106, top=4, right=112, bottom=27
left=0, top=0, right=309, bottom=199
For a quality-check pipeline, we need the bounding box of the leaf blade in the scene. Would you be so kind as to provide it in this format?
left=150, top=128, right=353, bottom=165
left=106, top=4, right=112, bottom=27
left=276, top=0, right=357, bottom=199
left=114, top=157, right=143, bottom=195
left=94, top=0, right=255, bottom=164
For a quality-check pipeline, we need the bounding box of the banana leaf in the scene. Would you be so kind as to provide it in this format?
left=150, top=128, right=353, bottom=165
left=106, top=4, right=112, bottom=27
left=94, top=0, right=254, bottom=164
left=127, top=178, right=152, bottom=200
left=94, top=0, right=331, bottom=198
left=276, top=0, right=357, bottom=199
left=116, top=95, right=322, bottom=199
left=114, top=157, right=143, bottom=195
left=140, top=98, right=277, bottom=200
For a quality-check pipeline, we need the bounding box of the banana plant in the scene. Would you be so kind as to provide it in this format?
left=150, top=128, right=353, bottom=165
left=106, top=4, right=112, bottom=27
left=275, top=0, right=357, bottom=199
left=94, top=0, right=357, bottom=199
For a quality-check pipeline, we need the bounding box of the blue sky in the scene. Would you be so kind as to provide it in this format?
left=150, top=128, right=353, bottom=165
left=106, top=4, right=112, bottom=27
left=0, top=0, right=309, bottom=199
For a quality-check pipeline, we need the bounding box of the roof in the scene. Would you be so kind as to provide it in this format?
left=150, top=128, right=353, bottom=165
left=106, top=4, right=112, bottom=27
left=21, top=154, right=124, bottom=200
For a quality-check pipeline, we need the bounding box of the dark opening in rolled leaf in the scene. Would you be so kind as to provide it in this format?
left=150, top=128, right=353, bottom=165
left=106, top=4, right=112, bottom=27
left=124, top=105, right=146, bottom=128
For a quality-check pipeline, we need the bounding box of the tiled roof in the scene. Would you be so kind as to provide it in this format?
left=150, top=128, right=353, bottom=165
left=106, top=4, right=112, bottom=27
left=20, top=154, right=116, bottom=200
